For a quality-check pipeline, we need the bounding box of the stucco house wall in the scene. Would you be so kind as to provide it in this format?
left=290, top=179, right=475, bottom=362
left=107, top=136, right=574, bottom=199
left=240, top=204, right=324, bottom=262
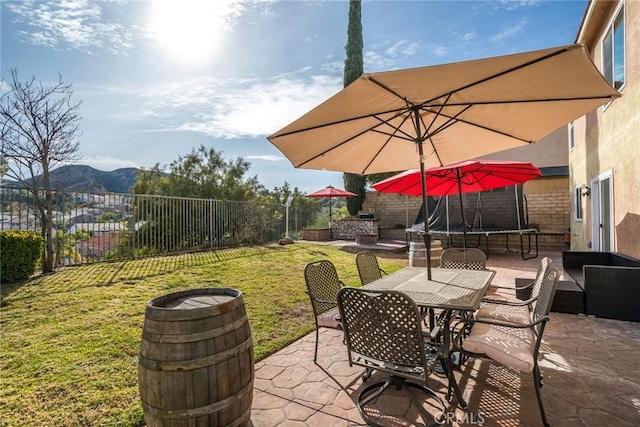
left=571, top=0, right=640, bottom=257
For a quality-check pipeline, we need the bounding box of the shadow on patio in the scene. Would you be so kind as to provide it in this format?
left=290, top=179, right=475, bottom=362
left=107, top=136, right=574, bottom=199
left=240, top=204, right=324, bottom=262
left=250, top=250, right=640, bottom=427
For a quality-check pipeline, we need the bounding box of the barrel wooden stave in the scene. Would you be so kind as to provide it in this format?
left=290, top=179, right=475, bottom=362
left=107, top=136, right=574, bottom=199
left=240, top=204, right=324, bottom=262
left=409, top=241, right=427, bottom=267
left=138, top=288, right=253, bottom=427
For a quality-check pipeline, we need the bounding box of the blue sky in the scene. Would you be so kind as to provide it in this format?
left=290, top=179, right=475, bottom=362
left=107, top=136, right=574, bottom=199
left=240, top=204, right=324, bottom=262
left=1, top=0, right=587, bottom=193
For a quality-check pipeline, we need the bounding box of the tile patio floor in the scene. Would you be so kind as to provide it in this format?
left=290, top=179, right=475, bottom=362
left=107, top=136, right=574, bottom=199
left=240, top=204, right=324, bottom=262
left=249, top=248, right=640, bottom=426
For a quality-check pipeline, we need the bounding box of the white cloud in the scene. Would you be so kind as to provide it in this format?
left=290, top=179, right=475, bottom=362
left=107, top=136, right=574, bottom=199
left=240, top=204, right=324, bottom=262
left=431, top=46, right=448, bottom=57
left=247, top=155, right=283, bottom=162
left=7, top=0, right=135, bottom=54
left=129, top=73, right=342, bottom=139
left=365, top=39, right=423, bottom=71
left=490, top=18, right=528, bottom=43
left=461, top=32, right=476, bottom=42
left=364, top=50, right=395, bottom=70
left=6, top=0, right=271, bottom=55
left=497, top=0, right=541, bottom=11
left=79, top=155, right=140, bottom=171
left=385, top=40, right=420, bottom=57
left=321, top=61, right=344, bottom=74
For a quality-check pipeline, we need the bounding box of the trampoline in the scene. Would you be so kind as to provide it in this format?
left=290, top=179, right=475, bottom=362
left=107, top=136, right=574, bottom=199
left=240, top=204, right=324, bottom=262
left=407, top=185, right=538, bottom=260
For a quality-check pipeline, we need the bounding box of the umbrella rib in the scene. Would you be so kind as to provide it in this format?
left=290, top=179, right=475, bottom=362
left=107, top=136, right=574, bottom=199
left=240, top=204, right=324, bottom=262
left=361, top=110, right=418, bottom=174
left=297, top=107, right=417, bottom=173
left=422, top=93, right=452, bottom=138
left=270, top=105, right=410, bottom=139
left=423, top=105, right=532, bottom=144
left=371, top=110, right=416, bottom=142
left=363, top=46, right=578, bottom=113
left=295, top=108, right=410, bottom=170
left=422, top=104, right=475, bottom=142
left=423, top=95, right=618, bottom=108
left=417, top=45, right=577, bottom=107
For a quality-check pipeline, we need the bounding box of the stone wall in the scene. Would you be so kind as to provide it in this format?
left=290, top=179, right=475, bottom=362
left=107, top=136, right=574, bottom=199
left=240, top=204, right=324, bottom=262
left=362, top=193, right=421, bottom=229
left=331, top=219, right=378, bottom=240
left=524, top=177, right=570, bottom=235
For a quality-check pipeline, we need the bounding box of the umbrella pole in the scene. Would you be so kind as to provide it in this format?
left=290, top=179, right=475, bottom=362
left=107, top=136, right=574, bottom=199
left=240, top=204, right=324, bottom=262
left=456, top=168, right=468, bottom=248
left=329, top=198, right=332, bottom=239
left=417, top=143, right=432, bottom=280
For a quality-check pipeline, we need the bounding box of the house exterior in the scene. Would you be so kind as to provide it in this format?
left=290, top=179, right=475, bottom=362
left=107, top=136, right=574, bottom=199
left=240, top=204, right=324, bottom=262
left=77, top=233, right=121, bottom=260
left=571, top=0, right=640, bottom=258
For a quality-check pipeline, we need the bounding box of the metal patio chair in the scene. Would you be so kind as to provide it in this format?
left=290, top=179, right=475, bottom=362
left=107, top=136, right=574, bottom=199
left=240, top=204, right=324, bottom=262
left=337, top=287, right=449, bottom=426
left=440, top=247, right=487, bottom=270
left=477, top=257, right=553, bottom=324
left=455, top=265, right=560, bottom=427
left=355, top=251, right=387, bottom=285
left=303, top=260, right=344, bottom=363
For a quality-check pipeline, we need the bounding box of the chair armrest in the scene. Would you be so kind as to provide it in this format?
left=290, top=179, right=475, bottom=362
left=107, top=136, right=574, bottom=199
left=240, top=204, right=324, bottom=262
left=470, top=315, right=548, bottom=329
left=489, top=280, right=534, bottom=291
left=481, top=296, right=535, bottom=306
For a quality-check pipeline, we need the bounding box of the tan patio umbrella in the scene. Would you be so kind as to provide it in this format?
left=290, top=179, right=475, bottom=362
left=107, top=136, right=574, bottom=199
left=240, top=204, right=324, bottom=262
left=268, top=43, right=620, bottom=278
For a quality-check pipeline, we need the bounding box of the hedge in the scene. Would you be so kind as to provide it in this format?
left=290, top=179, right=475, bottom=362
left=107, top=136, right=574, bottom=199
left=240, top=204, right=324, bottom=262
left=1, top=230, right=43, bottom=283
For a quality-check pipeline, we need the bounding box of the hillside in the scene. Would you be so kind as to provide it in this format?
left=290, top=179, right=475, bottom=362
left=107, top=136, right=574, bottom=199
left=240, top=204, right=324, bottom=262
left=47, top=165, right=139, bottom=193
left=2, top=165, right=140, bottom=193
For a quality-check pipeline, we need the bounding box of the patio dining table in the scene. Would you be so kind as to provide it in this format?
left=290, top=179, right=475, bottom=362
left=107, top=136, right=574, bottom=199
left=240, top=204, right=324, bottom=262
left=362, top=266, right=496, bottom=407
left=362, top=267, right=495, bottom=311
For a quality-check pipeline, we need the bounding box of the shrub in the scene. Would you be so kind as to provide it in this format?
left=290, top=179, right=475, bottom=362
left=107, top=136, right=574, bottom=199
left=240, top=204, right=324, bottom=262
left=1, top=230, right=43, bottom=283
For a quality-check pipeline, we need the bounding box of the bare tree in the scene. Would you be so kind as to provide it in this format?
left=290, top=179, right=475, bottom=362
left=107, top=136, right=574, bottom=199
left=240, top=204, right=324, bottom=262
left=1, top=68, right=82, bottom=273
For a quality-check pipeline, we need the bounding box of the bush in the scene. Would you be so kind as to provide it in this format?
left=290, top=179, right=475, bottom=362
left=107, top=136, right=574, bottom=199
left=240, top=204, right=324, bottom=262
left=1, top=230, right=43, bottom=283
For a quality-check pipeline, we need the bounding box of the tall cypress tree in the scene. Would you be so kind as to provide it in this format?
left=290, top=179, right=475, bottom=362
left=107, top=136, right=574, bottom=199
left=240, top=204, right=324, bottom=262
left=343, top=0, right=366, bottom=217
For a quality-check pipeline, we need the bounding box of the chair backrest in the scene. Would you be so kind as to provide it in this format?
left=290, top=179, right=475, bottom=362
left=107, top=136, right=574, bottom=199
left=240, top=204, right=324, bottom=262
left=337, top=287, right=434, bottom=382
left=440, top=248, right=487, bottom=270
left=304, top=260, right=343, bottom=317
left=355, top=251, right=383, bottom=285
left=528, top=257, right=552, bottom=311
left=532, top=266, right=560, bottom=327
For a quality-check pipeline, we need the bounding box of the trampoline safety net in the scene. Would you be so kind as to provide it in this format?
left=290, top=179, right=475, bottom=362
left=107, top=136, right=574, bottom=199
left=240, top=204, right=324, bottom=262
left=410, top=184, right=533, bottom=233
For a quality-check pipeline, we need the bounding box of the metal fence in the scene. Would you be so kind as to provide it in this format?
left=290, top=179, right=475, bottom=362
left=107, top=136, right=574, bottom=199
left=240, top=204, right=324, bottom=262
left=0, top=186, right=286, bottom=266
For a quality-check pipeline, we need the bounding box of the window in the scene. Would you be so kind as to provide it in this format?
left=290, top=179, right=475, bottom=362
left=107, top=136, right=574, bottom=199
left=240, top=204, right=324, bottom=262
left=602, top=4, right=625, bottom=90
left=574, top=186, right=584, bottom=221
left=568, top=122, right=575, bottom=150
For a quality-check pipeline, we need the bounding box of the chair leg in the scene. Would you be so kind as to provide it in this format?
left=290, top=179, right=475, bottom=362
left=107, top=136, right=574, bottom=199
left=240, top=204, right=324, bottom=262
left=313, top=327, right=319, bottom=363
left=359, top=377, right=394, bottom=409
left=442, top=353, right=467, bottom=409
left=404, top=381, right=448, bottom=427
left=533, top=363, right=550, bottom=427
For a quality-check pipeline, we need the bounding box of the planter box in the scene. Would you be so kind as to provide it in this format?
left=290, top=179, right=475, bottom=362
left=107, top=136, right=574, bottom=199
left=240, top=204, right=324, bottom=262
left=302, top=228, right=332, bottom=241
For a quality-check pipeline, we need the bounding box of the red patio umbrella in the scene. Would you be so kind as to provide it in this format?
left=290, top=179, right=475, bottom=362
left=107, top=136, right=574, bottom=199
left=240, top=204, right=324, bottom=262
left=372, top=160, right=542, bottom=247
left=306, top=185, right=357, bottom=227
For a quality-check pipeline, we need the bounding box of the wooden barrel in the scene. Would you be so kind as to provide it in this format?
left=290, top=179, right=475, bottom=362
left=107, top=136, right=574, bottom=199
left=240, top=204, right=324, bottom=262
left=138, top=288, right=254, bottom=427
left=409, top=241, right=427, bottom=267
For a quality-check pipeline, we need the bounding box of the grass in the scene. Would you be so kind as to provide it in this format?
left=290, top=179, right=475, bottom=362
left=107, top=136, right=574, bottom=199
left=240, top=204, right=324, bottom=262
left=0, top=242, right=407, bottom=426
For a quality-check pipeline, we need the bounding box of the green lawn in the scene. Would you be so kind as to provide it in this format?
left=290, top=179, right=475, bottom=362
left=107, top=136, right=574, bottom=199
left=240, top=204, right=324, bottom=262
left=0, top=242, right=406, bottom=426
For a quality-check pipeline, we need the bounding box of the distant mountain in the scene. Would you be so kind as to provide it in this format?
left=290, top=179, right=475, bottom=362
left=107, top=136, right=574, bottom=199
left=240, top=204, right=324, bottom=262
left=3, top=165, right=140, bottom=193
left=47, top=165, right=139, bottom=193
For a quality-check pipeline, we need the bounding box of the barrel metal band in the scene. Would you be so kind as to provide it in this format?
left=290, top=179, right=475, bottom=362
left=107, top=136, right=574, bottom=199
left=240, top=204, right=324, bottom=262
left=139, top=336, right=253, bottom=371
left=142, top=317, right=248, bottom=343
left=145, top=295, right=244, bottom=321
left=141, top=377, right=253, bottom=419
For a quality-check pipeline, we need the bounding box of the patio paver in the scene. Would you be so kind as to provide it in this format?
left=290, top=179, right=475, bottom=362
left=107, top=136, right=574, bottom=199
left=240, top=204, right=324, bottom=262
left=250, top=249, right=640, bottom=426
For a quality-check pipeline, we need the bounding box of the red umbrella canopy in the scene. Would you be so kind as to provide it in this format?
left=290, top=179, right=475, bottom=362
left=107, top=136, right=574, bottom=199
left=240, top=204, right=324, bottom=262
left=306, top=185, right=357, bottom=198
left=372, top=160, right=542, bottom=196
